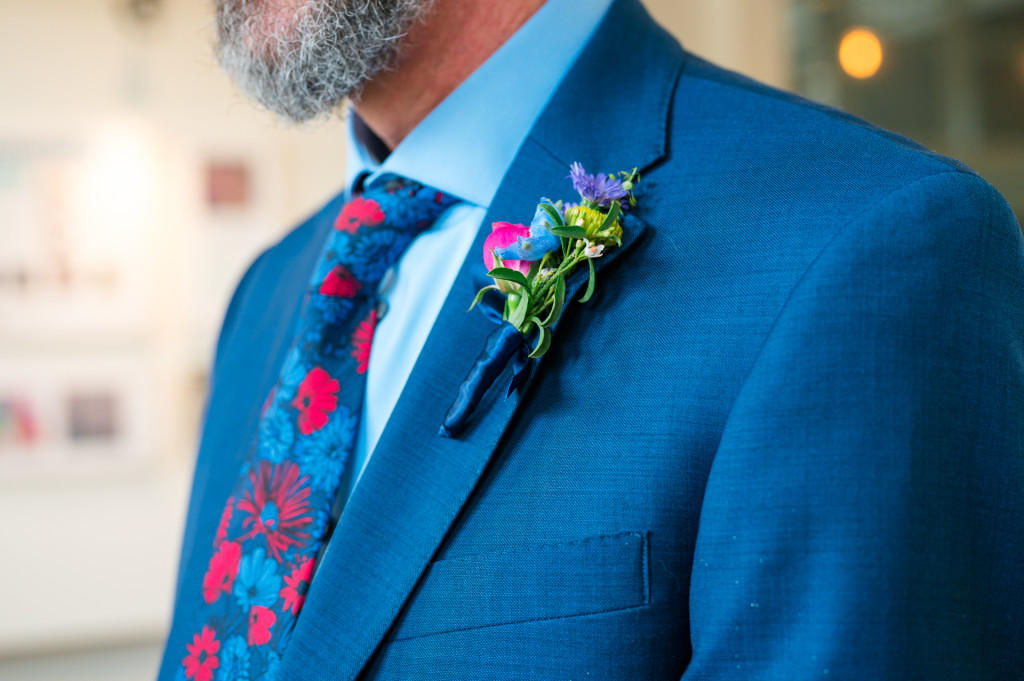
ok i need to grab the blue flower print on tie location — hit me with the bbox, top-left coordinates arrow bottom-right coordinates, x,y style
233,548 -> 281,610
217,636 -> 250,681
256,652 -> 281,681
297,317 -> 351,364
295,408 -> 357,494
278,348 -> 308,397
345,229 -> 403,284
257,408 -> 294,464
308,292 -> 357,328
381,183 -> 452,229
309,508 -> 331,542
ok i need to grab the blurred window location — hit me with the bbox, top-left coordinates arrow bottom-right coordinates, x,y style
792,0 -> 1024,222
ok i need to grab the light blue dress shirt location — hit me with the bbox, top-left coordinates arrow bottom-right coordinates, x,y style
345,0 -> 614,491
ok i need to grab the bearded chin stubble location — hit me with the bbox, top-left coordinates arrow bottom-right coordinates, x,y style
215,0 -> 431,124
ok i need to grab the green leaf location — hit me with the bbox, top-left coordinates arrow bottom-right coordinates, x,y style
529,324 -> 552,358
579,257 -> 597,303
509,290 -> 531,329
488,267 -> 531,291
541,275 -> 566,327
468,285 -> 498,312
597,201 -> 621,235
539,202 -> 565,230
550,226 -> 587,239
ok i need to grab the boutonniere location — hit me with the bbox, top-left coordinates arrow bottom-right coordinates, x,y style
439,163 -> 640,438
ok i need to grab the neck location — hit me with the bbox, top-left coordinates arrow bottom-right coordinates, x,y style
352,0 -> 547,151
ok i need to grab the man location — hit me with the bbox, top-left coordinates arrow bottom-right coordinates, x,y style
159,0 -> 1024,678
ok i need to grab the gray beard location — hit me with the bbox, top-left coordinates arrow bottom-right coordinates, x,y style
215,0 -> 431,123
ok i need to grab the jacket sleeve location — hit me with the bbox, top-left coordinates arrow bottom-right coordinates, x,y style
681,171 -> 1024,680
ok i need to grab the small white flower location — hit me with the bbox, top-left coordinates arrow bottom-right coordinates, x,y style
583,239 -> 605,259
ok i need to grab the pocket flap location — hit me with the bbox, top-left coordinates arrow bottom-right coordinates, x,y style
388,531 -> 649,641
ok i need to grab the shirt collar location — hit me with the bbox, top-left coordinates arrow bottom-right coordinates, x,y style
345,0 -> 615,208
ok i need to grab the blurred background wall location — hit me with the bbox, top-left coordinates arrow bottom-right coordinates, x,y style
0,0 -> 1019,678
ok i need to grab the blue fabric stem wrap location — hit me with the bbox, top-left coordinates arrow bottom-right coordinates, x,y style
439,322 -> 529,438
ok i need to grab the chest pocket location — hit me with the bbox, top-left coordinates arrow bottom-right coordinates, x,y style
387,531 -> 650,642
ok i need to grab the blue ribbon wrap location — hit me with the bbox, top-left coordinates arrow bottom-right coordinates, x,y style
439,321 -> 530,438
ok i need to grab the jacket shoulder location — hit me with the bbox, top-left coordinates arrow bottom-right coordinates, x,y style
673,53 -> 973,173
663,54 -> 989,212
647,52 -> 1017,258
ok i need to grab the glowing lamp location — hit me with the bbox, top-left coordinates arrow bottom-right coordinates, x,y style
839,28 -> 884,80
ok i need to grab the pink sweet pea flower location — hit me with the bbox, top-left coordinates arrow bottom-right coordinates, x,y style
247,605 -> 276,646
483,222 -> 531,276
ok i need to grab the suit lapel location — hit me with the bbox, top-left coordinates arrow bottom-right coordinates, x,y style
280,0 -> 685,677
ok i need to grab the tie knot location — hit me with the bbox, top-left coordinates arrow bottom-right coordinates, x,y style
325,175 -> 459,292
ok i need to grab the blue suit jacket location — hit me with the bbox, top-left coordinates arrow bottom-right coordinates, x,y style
159,0 -> 1024,678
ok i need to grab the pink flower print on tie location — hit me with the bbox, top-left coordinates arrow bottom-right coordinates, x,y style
247,606 -> 276,646
334,196 -> 384,232
202,540 -> 241,604
351,309 -> 378,374
237,462 -> 312,562
291,367 -> 339,435
213,496 -> 234,548
318,265 -> 362,298
280,557 -> 315,615
182,625 -> 220,681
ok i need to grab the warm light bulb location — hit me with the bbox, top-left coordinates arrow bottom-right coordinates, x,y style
839,28 -> 884,80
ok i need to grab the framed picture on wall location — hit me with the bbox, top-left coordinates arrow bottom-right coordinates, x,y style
0,391 -> 41,455
0,123 -> 158,345
0,351 -> 159,481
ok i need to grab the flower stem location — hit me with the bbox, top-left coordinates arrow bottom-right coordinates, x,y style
525,240 -> 585,322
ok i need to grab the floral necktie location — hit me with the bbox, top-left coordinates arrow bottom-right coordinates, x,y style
179,176 -> 459,681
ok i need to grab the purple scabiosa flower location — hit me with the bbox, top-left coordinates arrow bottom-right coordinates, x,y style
569,162 -> 629,208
